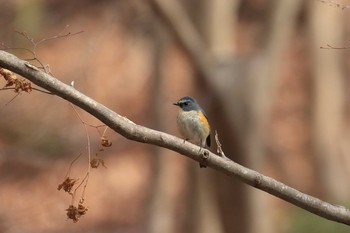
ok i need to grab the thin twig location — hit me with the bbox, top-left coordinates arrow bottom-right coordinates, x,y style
320,44 -> 350,49
64,152 -> 83,179
70,104 -> 92,173
2,26 -> 84,74
0,93 -> 20,112
71,172 -> 90,205
0,86 -> 53,94
214,130 -> 228,159
14,25 -> 84,54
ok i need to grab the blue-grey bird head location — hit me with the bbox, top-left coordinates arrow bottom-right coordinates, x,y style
173,96 -> 202,112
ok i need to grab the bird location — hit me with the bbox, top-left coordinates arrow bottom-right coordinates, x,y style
173,96 -> 211,167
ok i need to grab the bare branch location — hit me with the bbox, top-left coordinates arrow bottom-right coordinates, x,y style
14,25 -> 84,53
1,26 -> 84,74
0,50 -> 350,225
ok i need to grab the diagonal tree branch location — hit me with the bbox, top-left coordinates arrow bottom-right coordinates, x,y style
0,50 -> 350,225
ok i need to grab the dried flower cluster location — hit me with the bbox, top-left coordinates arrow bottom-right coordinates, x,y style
89,135 -> 112,168
101,135 -> 112,147
90,158 -> 106,168
58,178 -> 88,222
0,68 -> 32,93
66,203 -> 88,223
57,177 -> 78,195
58,134 -> 112,222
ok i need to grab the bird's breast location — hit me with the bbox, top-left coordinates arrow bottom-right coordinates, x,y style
177,110 -> 210,143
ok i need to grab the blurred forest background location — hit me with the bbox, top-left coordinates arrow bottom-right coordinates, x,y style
1,0 -> 350,233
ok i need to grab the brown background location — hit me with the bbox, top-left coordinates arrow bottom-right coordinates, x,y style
1,0 -> 350,233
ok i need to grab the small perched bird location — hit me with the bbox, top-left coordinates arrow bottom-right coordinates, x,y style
173,96 -> 211,167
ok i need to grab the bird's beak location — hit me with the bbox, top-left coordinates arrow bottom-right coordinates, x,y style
173,102 -> 179,106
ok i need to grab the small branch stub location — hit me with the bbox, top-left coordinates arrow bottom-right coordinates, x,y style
215,130 -> 229,159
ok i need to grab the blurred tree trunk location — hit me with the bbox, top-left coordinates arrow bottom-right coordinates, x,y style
203,0 -> 303,232
185,165 -> 225,233
192,1 -> 244,233
204,0 -> 238,56
309,2 -> 350,199
202,1 -> 249,233
245,1 -> 303,233
146,19 -> 177,233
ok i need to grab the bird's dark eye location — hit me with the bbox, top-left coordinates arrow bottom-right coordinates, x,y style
183,102 -> 188,106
